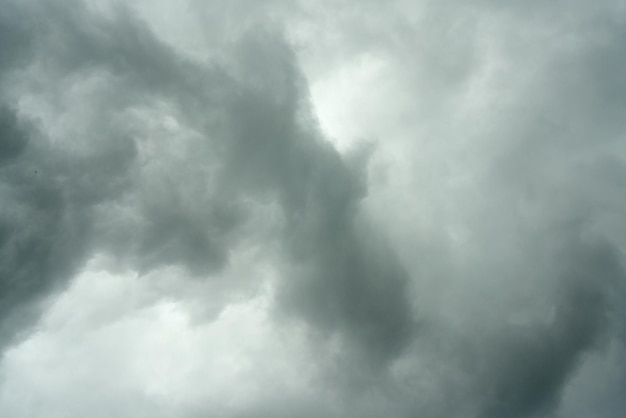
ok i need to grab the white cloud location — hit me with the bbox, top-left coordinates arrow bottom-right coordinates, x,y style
0,256 -> 319,418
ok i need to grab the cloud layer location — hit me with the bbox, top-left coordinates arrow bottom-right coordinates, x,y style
1,0 -> 626,417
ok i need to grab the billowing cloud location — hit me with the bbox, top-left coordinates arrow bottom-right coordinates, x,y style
1,0 -> 625,417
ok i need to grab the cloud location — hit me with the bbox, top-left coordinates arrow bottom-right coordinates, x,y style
0,0 -> 416,367
1,0 -> 626,417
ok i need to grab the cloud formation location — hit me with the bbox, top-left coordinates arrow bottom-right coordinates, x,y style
1,0 -> 625,417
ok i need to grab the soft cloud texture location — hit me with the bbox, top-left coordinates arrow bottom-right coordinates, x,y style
1,0 -> 625,417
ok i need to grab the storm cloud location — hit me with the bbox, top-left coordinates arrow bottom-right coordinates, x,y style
1,0 -> 625,417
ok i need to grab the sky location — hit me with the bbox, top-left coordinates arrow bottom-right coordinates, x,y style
1,0 -> 626,417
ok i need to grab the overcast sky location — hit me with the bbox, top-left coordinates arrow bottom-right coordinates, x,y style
1,0 -> 626,417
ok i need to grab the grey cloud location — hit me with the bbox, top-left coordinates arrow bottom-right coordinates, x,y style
1,0 -> 626,417
222,36 -> 417,359
0,0 -> 201,347
0,0 -> 416,367
476,239 -> 623,418
0,107 -> 28,164
387,235 -> 625,418
309,0 -> 626,415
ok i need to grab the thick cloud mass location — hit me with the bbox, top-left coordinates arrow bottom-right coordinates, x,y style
1,0 -> 626,417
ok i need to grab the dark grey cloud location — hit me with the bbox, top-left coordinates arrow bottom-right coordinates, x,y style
1,0 -> 626,417
476,238 -> 622,418
0,0 -> 416,363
